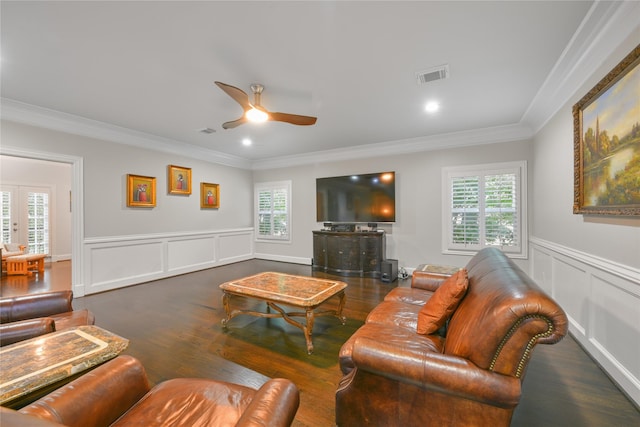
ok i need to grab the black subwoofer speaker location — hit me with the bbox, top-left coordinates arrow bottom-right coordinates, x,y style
381,259 -> 398,283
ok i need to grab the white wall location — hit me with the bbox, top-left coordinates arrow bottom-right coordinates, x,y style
0,121 -> 255,294
0,156 -> 72,261
530,32 -> 640,405
253,138 -> 533,272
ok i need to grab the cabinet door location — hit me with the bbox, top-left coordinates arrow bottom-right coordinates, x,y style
313,233 -> 327,268
361,235 -> 382,273
327,235 -> 361,273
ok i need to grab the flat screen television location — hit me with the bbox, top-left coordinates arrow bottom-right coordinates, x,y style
316,171 -> 396,223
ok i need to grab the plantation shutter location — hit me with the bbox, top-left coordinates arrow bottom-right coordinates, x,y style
255,181 -> 291,241
0,192 -> 10,244
444,162 -> 526,257
28,192 -> 50,254
451,176 -> 480,247
258,189 -> 273,236
484,173 -> 518,248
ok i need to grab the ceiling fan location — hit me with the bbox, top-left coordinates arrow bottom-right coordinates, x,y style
214,81 -> 317,129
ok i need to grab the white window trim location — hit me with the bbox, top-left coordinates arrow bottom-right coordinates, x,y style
254,180 -> 292,243
441,161 -> 528,259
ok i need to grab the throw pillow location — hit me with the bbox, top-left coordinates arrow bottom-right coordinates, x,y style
5,243 -> 21,252
416,268 -> 468,335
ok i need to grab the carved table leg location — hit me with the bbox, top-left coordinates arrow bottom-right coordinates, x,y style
305,308 -> 315,355
336,291 -> 347,325
221,292 -> 231,328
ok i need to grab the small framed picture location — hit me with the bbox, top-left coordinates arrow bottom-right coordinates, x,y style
127,174 -> 156,207
200,182 -> 220,209
168,165 -> 192,195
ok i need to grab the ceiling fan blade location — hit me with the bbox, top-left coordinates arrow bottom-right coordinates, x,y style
215,81 -> 251,111
270,112 -> 317,126
221,117 -> 248,129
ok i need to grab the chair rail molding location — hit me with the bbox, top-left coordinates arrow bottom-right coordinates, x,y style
83,228 -> 254,295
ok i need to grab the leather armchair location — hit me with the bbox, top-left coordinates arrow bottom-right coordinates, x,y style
1,354 -> 300,427
0,291 -> 95,346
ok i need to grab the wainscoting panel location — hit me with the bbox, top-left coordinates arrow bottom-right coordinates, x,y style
218,231 -> 255,263
82,228 -> 254,296
530,237 -> 640,406
552,256 -> 589,335
167,236 -> 217,273
591,273 -> 640,382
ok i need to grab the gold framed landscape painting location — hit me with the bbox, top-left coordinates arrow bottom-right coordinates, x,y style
573,44 -> 640,216
201,182 -> 220,209
127,174 -> 156,207
168,165 -> 192,195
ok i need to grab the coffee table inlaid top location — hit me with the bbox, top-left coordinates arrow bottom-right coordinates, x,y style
219,272 -> 347,307
0,325 -> 129,405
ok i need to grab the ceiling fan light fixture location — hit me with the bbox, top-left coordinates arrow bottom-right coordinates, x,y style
245,107 -> 269,123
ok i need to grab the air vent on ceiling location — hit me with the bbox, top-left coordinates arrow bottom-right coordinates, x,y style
198,127 -> 216,134
416,64 -> 449,85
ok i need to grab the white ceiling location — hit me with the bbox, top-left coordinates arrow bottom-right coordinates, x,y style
0,1 -> 624,169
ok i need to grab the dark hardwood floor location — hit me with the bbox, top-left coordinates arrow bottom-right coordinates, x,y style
2,260 -> 639,426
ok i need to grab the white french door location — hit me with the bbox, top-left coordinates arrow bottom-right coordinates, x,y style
0,185 -> 50,255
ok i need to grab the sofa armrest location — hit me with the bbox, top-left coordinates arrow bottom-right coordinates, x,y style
0,318 -> 56,346
1,291 -> 74,322
236,378 -> 300,427
351,337 -> 521,408
411,274 -> 445,291
20,355 -> 151,427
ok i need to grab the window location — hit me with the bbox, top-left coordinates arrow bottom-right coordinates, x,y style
0,191 -> 11,244
255,181 -> 291,242
442,161 -> 527,258
28,191 -> 50,254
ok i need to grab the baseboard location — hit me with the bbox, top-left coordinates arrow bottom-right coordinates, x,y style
254,253 -> 311,265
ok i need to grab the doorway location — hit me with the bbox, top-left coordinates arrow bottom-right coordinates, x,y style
0,151 -> 83,295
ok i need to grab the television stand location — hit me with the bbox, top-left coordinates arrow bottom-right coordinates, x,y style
312,230 -> 385,277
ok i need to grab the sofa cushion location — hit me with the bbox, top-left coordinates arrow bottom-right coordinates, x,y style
112,378 -> 257,426
339,322 -> 444,374
4,243 -> 22,252
417,269 -> 468,335
366,301 -> 421,330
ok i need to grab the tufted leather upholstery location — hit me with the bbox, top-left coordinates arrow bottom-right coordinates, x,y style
336,248 -> 568,426
1,354 -> 300,427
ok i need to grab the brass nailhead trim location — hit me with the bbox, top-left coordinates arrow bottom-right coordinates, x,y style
490,314 -> 554,378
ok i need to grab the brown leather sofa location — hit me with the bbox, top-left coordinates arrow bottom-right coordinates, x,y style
1,354 -> 300,427
0,290 -> 95,346
336,248 -> 568,426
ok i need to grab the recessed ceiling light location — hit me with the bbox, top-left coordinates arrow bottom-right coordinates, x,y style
425,101 -> 440,113
242,138 -> 252,146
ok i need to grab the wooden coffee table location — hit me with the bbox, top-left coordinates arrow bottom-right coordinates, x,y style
220,272 -> 347,354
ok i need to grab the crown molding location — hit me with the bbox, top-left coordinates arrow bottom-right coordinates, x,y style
251,123 -> 533,170
2,2 -> 634,171
522,0 -> 640,133
0,98 -> 252,170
